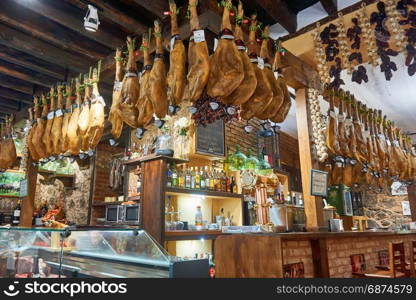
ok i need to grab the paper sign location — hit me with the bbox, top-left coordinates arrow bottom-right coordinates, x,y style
47,111 -> 55,120
257,57 -> 265,69
19,179 -> 28,198
193,30 -> 205,43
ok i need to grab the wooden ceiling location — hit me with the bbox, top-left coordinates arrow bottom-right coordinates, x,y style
0,0 -> 336,121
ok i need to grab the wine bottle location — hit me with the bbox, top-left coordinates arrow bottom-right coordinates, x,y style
12,200 -> 21,226
195,167 -> 200,189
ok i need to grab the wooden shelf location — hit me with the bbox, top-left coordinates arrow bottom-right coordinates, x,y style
122,155 -> 189,167
38,170 -> 75,188
92,199 -> 140,207
165,230 -> 223,241
165,187 -> 243,200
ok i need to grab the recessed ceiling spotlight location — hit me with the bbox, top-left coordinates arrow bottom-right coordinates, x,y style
84,5 -> 100,32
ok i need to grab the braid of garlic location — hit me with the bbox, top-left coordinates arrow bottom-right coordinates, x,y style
312,23 -> 331,85
336,12 -> 354,75
357,3 -> 379,67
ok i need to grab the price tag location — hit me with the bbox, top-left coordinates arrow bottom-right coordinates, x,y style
386,139 -> 391,146
114,80 -> 122,91
213,38 -> 219,51
257,57 -> 264,69
55,109 -> 63,117
337,114 -> 345,122
329,110 -> 336,118
344,118 -> 353,126
47,111 -> 55,120
170,36 -> 176,51
193,30 -> 205,43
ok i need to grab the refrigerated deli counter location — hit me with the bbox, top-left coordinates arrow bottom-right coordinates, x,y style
0,227 -> 209,278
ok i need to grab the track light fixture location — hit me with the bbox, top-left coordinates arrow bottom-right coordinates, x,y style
84,5 -> 100,32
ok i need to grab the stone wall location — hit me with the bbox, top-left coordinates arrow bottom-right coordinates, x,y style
363,191 -> 411,229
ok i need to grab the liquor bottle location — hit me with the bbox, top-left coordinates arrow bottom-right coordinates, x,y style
178,166 -> 184,188
204,166 -> 210,189
230,176 -> 236,193
195,206 -> 203,226
226,174 -> 231,192
195,167 -> 200,189
220,171 -> 227,192
190,167 -> 195,189
185,165 -> 191,189
214,170 -> 220,191
209,168 -> 215,190
171,163 -> 178,187
166,164 -> 173,187
200,168 -> 206,190
12,200 -> 21,226
31,256 -> 40,278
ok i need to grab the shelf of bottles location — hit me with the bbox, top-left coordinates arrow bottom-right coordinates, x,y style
166,163 -> 241,198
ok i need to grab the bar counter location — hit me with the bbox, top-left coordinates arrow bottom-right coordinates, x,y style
214,230 -> 416,278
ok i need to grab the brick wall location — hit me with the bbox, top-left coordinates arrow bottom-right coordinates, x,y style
326,235 -> 416,277
92,143 -> 123,202
282,240 -> 314,278
224,118 -> 300,170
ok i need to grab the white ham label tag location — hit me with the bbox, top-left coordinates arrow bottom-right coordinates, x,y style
257,57 -> 265,69
345,118 -> 353,126
92,96 -> 106,107
337,114 -> 345,122
386,140 -> 391,146
193,30 -> 205,43
114,80 -> 122,91
55,109 -> 63,117
214,38 -> 219,51
47,111 -> 55,120
170,36 -> 176,51
329,110 -> 336,118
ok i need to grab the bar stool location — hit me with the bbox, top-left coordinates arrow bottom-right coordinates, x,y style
364,242 -> 407,278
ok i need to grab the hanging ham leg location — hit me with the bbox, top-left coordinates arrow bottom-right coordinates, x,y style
270,46 -> 291,123
119,37 -> 140,128
61,82 -> 73,154
42,87 -> 56,158
148,20 -> 168,119
0,124 -> 5,169
3,116 -> 17,169
256,26 -> 284,120
241,15 -> 273,120
221,1 -> 257,106
28,98 -> 40,161
51,84 -> 64,155
86,66 -> 106,150
32,95 -> 48,159
207,0 -> 244,98
109,49 -> 124,139
186,0 -> 210,102
79,73 -> 92,152
67,77 -> 82,156
137,32 -> 154,128
167,0 -> 186,108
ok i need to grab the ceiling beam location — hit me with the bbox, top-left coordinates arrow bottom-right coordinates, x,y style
254,0 -> 297,33
129,0 -> 169,19
15,0 -> 124,50
68,0 -> 148,34
0,23 -> 93,73
0,74 -> 33,95
0,86 -> 33,105
0,45 -> 67,81
320,0 -> 338,15
0,59 -> 57,88
0,97 -> 20,110
0,106 -> 21,115
0,0 -> 111,61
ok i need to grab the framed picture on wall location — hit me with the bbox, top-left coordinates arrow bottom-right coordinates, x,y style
310,169 -> 328,197
0,171 -> 26,197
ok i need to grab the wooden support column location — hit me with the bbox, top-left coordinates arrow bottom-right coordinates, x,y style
408,183 -> 416,222
141,158 -> 167,245
295,88 -> 324,231
20,157 -> 38,227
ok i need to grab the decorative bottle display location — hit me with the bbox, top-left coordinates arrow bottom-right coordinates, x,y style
166,164 -> 239,193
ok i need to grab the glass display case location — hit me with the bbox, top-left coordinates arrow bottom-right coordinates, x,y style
0,227 -> 209,278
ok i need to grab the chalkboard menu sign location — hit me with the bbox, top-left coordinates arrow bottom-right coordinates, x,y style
310,169 -> 328,197
195,119 -> 225,157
